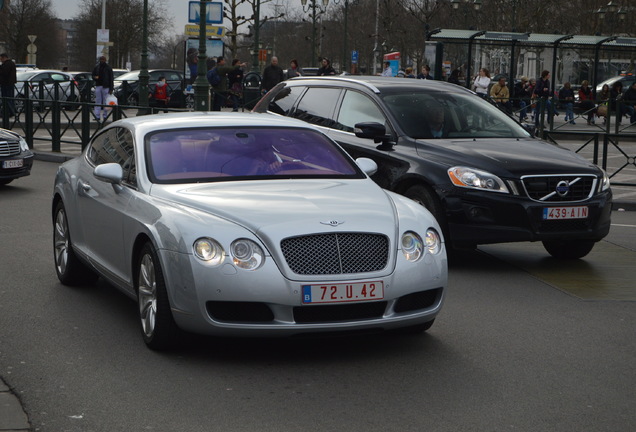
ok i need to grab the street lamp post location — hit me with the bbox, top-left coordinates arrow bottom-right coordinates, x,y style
596,1 -> 627,35
450,0 -> 482,29
300,0 -> 330,67
251,0 -> 261,73
333,0 -> 357,74
137,0 -> 149,115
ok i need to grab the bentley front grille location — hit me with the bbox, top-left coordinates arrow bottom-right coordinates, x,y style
280,233 -> 389,275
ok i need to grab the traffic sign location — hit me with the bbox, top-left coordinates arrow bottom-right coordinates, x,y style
351,50 -> 358,64
184,25 -> 226,37
188,1 -> 223,24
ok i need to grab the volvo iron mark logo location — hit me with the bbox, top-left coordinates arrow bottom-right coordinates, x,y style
555,180 -> 570,197
320,220 -> 345,227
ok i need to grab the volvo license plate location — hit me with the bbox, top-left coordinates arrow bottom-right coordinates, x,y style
302,281 -> 384,304
543,206 -> 588,220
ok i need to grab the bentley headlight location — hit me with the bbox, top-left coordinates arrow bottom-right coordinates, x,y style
230,239 -> 264,270
448,166 -> 509,193
193,238 -> 224,266
425,229 -> 442,255
401,231 -> 423,262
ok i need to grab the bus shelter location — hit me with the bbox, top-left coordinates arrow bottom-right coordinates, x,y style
426,29 -> 636,96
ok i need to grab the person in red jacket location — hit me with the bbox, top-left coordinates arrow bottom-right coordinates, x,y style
150,76 -> 170,113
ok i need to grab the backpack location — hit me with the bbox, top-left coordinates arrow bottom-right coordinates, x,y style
207,67 -> 221,86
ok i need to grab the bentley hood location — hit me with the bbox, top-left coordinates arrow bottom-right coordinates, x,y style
151,179 -> 398,238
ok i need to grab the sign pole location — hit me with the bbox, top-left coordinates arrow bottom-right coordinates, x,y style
194,0 -> 210,111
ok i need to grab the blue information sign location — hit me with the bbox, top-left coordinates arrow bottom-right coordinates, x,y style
188,1 -> 223,24
351,50 -> 359,64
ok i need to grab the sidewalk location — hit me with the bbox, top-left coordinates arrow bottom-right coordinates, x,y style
0,378 -> 30,431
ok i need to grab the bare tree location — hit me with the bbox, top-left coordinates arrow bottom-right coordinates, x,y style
2,0 -> 59,67
70,0 -> 171,71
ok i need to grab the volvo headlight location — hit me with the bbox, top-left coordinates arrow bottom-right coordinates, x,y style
600,170 -> 610,192
230,239 -> 265,270
448,166 -> 509,193
193,238 -> 224,266
425,229 -> 442,255
401,231 -> 423,262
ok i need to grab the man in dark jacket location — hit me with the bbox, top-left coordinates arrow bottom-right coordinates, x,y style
261,57 -> 284,94
623,82 -> 636,124
0,53 -> 17,117
92,56 -> 114,121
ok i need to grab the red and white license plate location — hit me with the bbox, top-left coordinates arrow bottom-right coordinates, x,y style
2,159 -> 23,169
543,206 -> 588,220
302,281 -> 384,304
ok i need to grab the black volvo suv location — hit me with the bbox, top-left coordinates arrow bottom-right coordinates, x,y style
254,76 -> 612,259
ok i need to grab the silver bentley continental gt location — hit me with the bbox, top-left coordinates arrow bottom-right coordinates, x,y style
52,112 -> 447,349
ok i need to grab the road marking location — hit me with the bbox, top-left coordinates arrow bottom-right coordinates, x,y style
479,240 -> 636,301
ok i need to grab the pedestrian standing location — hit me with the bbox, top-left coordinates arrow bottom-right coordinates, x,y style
227,59 -> 244,112
0,53 -> 17,117
285,59 -> 303,79
92,55 -> 114,121
317,58 -> 336,76
149,76 -> 170,113
532,70 -> 554,126
473,68 -> 491,99
559,82 -> 576,124
578,80 -> 596,125
262,56 -> 285,94
381,61 -> 393,77
417,65 -> 432,79
209,56 -> 246,111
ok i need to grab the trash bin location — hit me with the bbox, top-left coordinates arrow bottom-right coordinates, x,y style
242,72 -> 262,110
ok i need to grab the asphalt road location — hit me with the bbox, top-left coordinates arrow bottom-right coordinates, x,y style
1,160 -> 635,432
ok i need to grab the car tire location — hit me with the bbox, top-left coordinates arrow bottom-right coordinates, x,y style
404,184 -> 448,235
0,179 -> 13,186
136,242 -> 180,350
542,239 -> 595,259
53,201 -> 98,285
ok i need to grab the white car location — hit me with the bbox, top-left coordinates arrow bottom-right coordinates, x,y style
15,70 -> 78,111
52,112 -> 447,349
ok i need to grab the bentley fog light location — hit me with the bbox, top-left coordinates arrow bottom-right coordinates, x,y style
230,239 -> 264,270
401,231 -> 423,261
193,238 -> 224,266
448,166 -> 509,193
425,229 -> 442,255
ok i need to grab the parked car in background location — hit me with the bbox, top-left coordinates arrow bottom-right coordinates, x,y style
0,128 -> 33,186
15,70 -> 78,111
254,76 -> 613,259
595,73 -> 636,94
52,112 -> 447,349
113,69 -> 187,108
